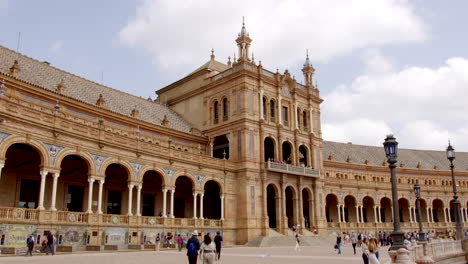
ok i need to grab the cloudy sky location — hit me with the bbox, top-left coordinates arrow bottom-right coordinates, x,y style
1,0 -> 467,151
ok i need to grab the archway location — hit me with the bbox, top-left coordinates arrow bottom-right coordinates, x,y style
213,135 -> 229,160
325,194 -> 339,222
2,144 -> 42,208
344,195 -> 357,222
298,145 -> 308,167
398,198 -> 410,222
59,155 -> 89,212
362,196 -> 375,223
264,137 -> 275,162
141,170 -> 163,216
432,199 -> 444,222
380,197 -> 392,222
282,142 -> 292,164
174,176 -> 194,218
267,184 -> 278,228
203,181 -> 221,219
104,164 -> 129,215
302,189 -> 311,229
285,186 -> 295,227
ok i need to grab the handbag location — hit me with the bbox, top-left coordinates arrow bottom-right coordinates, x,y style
334,244 -> 338,249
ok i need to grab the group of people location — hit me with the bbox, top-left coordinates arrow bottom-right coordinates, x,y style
25,231 -> 56,256
185,230 -> 223,264
335,232 -> 382,264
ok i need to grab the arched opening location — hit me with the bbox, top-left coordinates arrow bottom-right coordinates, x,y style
344,195 -> 357,222
174,176 -> 194,218
141,170 -> 163,216
270,100 -> 275,122
302,111 -> 307,131
104,164 -> 129,215
59,155 -> 89,212
264,137 -> 275,162
213,101 -> 219,124
267,184 -> 277,228
298,145 -> 308,167
262,97 -> 267,119
2,144 -> 42,208
432,199 -> 444,222
362,196 -> 375,223
282,141 -> 292,164
380,197 -> 392,222
203,181 -> 221,219
302,189 -> 311,229
213,135 -> 229,160
285,186 -> 295,227
222,98 -> 229,121
325,194 -> 339,222
398,198 -> 410,222
419,199 -> 428,223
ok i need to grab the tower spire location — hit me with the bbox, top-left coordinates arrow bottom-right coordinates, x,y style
302,49 -> 315,87
236,17 -> 252,61
210,48 -> 215,61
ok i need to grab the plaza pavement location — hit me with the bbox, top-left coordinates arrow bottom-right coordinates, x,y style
0,244 -> 391,264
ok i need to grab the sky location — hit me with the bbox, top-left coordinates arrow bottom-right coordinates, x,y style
1,0 -> 467,152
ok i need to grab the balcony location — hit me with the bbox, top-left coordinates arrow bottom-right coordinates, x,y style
264,161 -> 319,178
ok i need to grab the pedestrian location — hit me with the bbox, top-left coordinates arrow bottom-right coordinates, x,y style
368,238 -> 381,264
345,232 -> 350,246
177,234 -> 183,252
166,232 -> 172,248
155,233 -> 161,251
214,231 -> 223,260
294,233 -> 301,252
351,232 -> 357,255
361,237 -> 370,264
186,230 -> 201,264
26,234 -> 34,256
357,232 -> 362,246
335,233 -> 342,254
200,234 -> 216,264
46,232 -> 55,255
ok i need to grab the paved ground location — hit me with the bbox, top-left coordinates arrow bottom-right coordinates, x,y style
0,244 -> 391,264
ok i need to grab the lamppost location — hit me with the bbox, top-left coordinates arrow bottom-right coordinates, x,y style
383,134 -> 405,251
446,142 -> 463,240
413,183 -> 426,242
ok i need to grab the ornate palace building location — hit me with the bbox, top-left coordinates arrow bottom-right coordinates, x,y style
0,22 -> 466,251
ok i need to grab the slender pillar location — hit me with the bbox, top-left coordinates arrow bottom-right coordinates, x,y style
170,189 -> 175,218
97,179 -> 105,214
430,208 -> 434,223
341,204 -> 346,223
259,90 -> 264,119
50,172 -> 59,211
220,195 -> 225,220
447,207 -> 452,222
337,204 -> 342,223
443,208 -> 447,223
210,143 -> 214,157
162,189 -> 167,217
373,206 -> 378,223
426,208 -> 430,223
277,96 -> 282,124
355,205 -> 360,223
127,184 -> 134,216
0,163 -> 4,181
136,185 -> 142,216
409,207 -> 413,223
199,193 -> 204,219
294,103 -> 299,129
309,108 -> 314,133
360,206 -> 364,223
378,206 -> 382,223
86,178 -> 95,213
193,193 -> 198,219
391,206 -> 394,222
37,171 -> 48,210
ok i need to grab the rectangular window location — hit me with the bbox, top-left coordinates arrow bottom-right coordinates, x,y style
282,106 -> 288,121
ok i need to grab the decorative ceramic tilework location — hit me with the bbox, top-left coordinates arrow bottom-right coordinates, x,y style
0,132 -> 10,143
130,162 -> 144,180
43,143 -> 64,166
91,153 -> 108,173
163,168 -> 176,184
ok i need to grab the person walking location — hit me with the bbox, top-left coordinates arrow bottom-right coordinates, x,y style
214,231 -> 223,260
46,232 -> 55,255
155,233 -> 161,251
177,234 -> 184,252
335,234 -> 342,254
186,230 -> 201,264
361,237 -> 370,264
368,238 -> 381,264
294,233 -> 301,252
26,234 -> 34,256
199,234 -> 216,264
351,232 -> 357,255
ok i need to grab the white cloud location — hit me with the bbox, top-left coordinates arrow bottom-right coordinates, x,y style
51,40 -> 64,53
322,54 -> 468,151
118,0 -> 427,82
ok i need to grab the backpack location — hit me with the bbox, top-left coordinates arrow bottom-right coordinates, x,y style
27,237 -> 33,244
358,234 -> 362,240
187,241 -> 197,256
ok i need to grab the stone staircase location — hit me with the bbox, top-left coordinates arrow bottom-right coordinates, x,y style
245,229 -> 336,247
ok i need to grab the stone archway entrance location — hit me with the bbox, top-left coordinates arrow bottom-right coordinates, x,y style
285,186 -> 295,228
325,194 -> 339,223
104,164 -> 129,215
267,184 -> 278,228
174,176 -> 194,218
203,180 -> 221,219
59,155 -> 89,212
141,170 -> 163,216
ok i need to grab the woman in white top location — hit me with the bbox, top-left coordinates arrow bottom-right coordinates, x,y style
200,234 -> 217,264
361,237 -> 370,264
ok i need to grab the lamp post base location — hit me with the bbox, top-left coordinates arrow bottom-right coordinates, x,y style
418,232 -> 426,242
455,225 -> 463,240
390,230 -> 406,251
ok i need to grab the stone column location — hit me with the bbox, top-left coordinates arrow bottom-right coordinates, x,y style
127,184 -> 134,216
199,193 -> 204,219
220,195 -> 225,220
378,206 -> 382,223
426,208 -> 430,223
136,185 -> 142,216
360,206 -> 364,223
37,171 -> 48,210
0,162 -> 4,181
193,193 -> 198,219
97,179 -> 105,214
294,102 -> 299,129
355,205 -> 360,223
409,207 -> 413,223
210,143 -> 214,157
277,96 -> 282,124
391,206 -> 394,222
309,108 -> 314,133
86,178 -> 95,213
259,90 -> 264,119
341,205 -> 346,223
337,204 -> 342,223
170,189 -> 175,218
162,189 -> 167,217
443,208 -> 447,223
50,172 -> 59,211
373,206 -> 378,223
430,208 -> 434,223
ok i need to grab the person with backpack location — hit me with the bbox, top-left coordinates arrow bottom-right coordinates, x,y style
26,234 -> 34,256
155,233 -> 161,251
46,232 -> 55,256
186,230 -> 201,264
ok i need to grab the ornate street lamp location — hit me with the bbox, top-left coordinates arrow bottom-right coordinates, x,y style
446,142 -> 463,240
383,134 -> 405,251
413,183 -> 426,242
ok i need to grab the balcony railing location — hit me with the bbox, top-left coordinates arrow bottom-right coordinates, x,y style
264,161 -> 319,178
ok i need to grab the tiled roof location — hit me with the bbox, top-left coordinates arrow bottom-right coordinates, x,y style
188,59 -> 230,76
323,141 -> 468,172
0,46 -> 203,137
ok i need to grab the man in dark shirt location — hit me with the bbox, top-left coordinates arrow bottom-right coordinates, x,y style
46,232 -> 55,255
214,231 -> 223,260
186,230 -> 201,264
336,234 -> 342,254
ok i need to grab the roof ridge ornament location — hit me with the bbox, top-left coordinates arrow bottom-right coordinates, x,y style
210,48 -> 215,61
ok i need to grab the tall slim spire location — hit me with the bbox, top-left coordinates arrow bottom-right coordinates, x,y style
236,17 -> 252,61
302,49 -> 315,87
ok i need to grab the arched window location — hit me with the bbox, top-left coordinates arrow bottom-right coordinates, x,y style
302,111 -> 307,131
214,101 -> 219,124
270,100 -> 275,122
222,98 -> 229,121
262,97 -> 267,119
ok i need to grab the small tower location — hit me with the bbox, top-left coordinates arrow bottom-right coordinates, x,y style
302,50 -> 315,87
96,94 -> 105,107
56,79 -> 66,94
131,105 -> 139,118
236,17 -> 252,62
9,60 -> 21,77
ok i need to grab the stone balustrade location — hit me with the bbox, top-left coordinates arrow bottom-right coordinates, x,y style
264,161 -> 319,178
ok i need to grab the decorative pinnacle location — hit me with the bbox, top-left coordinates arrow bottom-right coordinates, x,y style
210,48 -> 215,60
